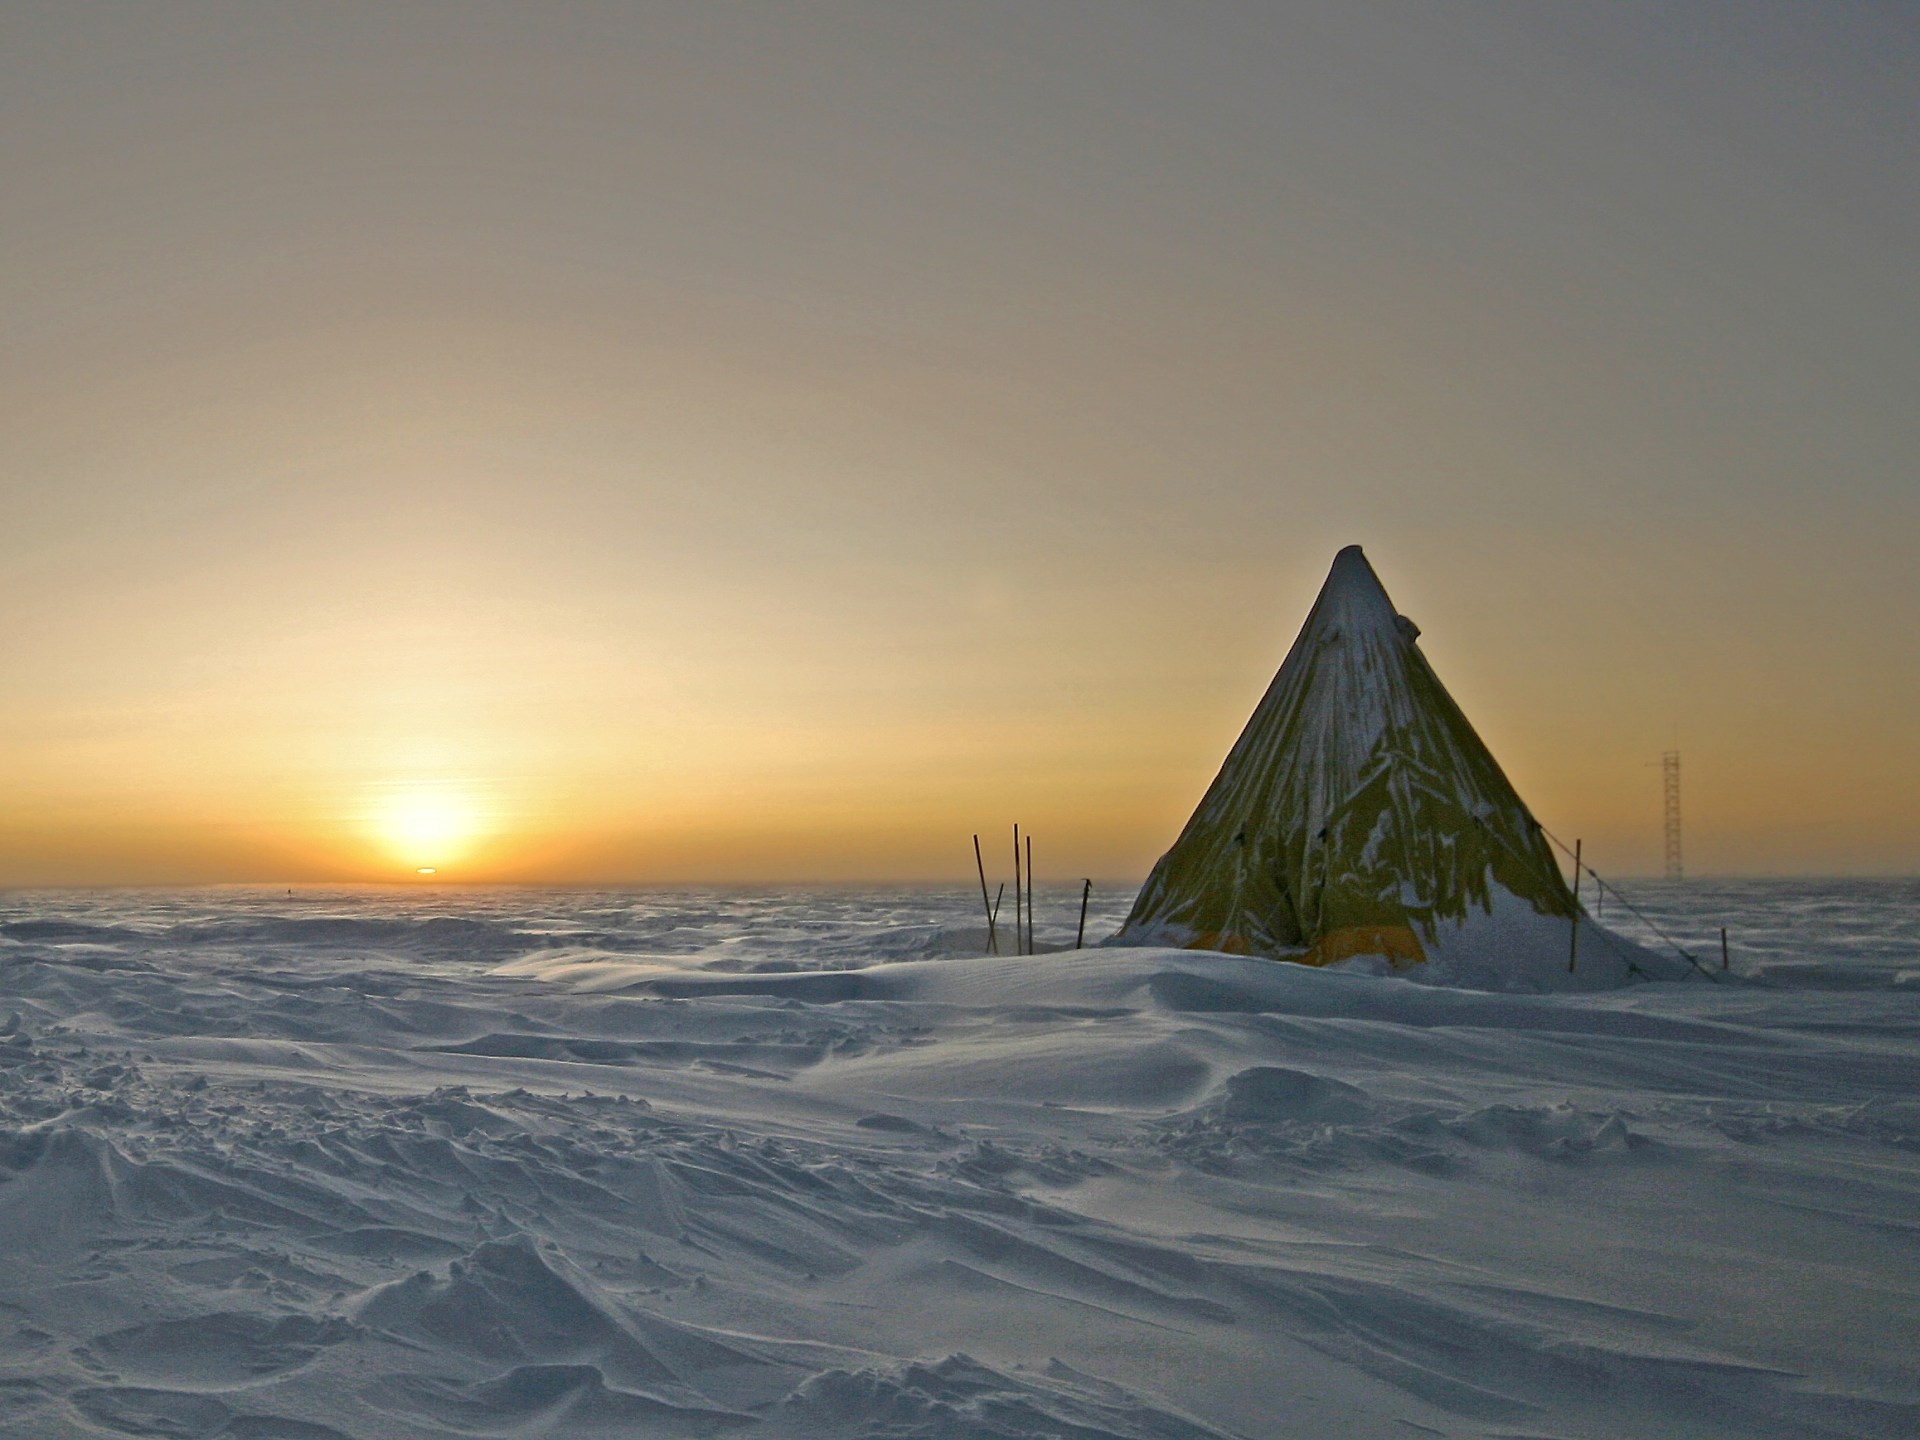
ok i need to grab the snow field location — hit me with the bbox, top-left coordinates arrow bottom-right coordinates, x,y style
0,882 -> 1915,1438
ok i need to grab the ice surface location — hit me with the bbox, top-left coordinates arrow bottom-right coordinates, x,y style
1,880 -> 1916,1438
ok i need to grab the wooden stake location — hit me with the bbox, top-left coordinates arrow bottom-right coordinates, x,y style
1026,834 -> 1034,954
1568,838 -> 1582,973
1076,879 -> 1092,949
1720,926 -> 1730,972
973,834 -> 997,955
1012,824 -> 1023,958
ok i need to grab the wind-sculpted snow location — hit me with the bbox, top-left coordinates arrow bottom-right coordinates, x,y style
0,881 -> 1916,1438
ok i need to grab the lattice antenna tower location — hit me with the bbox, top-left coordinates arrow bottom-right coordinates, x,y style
1661,750 -> 1682,881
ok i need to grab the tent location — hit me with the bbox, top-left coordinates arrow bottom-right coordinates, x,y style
1114,546 -> 1672,988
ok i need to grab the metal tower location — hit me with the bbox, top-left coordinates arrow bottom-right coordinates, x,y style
1661,751 -> 1682,880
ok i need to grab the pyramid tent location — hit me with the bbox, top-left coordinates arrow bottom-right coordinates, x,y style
1115,546 -> 1670,988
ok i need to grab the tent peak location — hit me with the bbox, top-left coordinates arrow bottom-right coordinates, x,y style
1313,545 -> 1404,640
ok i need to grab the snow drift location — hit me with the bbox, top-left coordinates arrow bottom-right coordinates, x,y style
0,881 -> 1915,1438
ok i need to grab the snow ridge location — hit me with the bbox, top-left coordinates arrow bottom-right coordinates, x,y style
1,884 -> 1916,1438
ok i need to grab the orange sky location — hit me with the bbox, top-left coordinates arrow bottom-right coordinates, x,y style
3,6 -> 1916,885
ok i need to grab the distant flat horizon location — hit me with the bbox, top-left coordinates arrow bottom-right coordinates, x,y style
5,872 -> 1916,894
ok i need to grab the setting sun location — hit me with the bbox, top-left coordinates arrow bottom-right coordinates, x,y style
370,788 -> 483,871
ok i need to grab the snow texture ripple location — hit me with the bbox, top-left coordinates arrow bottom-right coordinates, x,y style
0,880 -> 1915,1438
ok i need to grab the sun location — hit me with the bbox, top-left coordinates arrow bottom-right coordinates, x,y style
371,788 -> 483,872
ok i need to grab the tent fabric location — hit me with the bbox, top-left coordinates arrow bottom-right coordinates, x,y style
1115,546 -> 1577,967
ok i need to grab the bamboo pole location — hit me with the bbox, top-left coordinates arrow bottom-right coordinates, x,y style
1076,879 -> 1091,949
973,834 -> 997,955
1568,838 -> 1582,973
1720,926 -> 1729,972
1025,834 -> 1034,955
1012,824 -> 1023,958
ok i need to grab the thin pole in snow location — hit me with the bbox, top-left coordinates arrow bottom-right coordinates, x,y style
1568,838 -> 1582,974
1025,833 -> 1034,954
1720,926 -> 1730,972
1536,823 -> 1718,983
1076,879 -> 1091,949
973,834 -> 997,955
1012,824 -> 1023,958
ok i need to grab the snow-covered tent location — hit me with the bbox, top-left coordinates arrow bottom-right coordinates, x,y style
1115,546 -> 1674,989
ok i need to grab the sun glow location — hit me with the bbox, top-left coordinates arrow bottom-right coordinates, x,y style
370,788 -> 484,872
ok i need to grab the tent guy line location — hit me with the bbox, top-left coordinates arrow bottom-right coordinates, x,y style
1537,823 -> 1724,983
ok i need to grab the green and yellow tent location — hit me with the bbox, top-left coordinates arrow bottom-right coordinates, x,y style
1116,547 -> 1661,988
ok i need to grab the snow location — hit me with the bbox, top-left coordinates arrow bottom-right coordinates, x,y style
1398,879 -> 1688,992
1,879 -> 1916,1438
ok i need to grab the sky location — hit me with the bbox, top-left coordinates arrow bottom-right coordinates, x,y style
2,1 -> 1916,886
